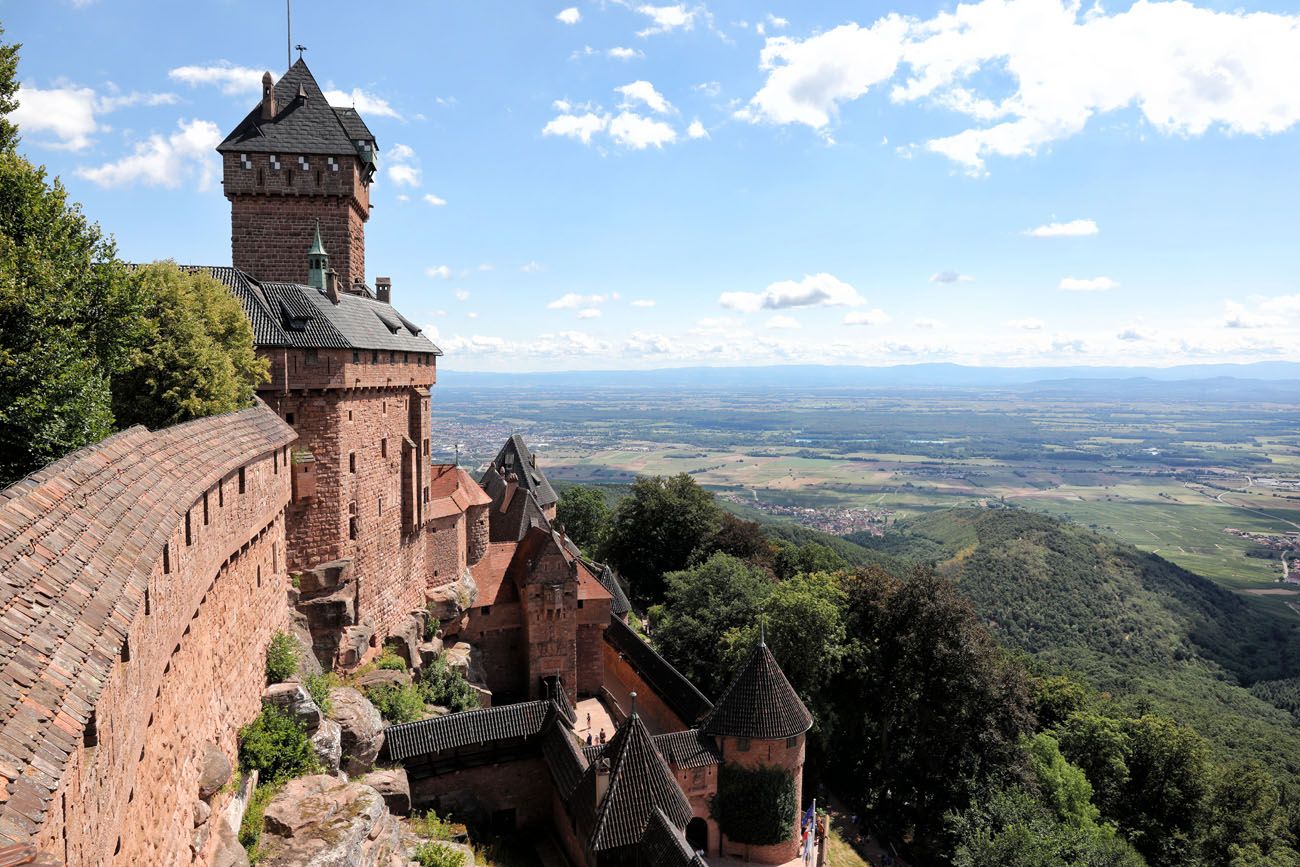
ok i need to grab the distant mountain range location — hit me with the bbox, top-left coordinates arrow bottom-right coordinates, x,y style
439,361 -> 1300,393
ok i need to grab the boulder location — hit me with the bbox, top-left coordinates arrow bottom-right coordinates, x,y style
442,642 -> 486,686
310,719 -> 343,776
211,819 -> 251,867
425,571 -> 477,622
193,799 -> 211,828
383,612 -> 425,671
359,768 -> 411,816
417,638 -> 444,669
338,622 -> 375,670
357,669 -> 409,691
263,683 -> 323,732
257,775 -> 404,867
327,687 -> 384,775
198,743 -> 232,799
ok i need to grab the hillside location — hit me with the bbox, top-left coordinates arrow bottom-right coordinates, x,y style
873,508 -> 1300,777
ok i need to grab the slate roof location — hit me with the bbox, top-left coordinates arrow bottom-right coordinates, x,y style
194,266 -> 442,354
383,700 -> 553,762
604,617 -> 713,727
701,638 -> 812,740
218,59 -> 373,156
591,562 -> 631,616
542,722 -> 587,800
0,404 -> 294,846
482,468 -> 552,544
492,435 -> 557,508
638,809 -> 709,867
589,711 -> 693,852
584,728 -> 721,770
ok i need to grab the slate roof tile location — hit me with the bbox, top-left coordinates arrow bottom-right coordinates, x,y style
701,638 -> 812,740
589,712 -> 693,851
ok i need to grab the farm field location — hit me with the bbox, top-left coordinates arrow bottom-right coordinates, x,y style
431,382 -> 1300,613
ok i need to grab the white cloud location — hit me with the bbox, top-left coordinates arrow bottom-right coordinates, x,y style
843,309 -> 891,326
609,112 -> 678,148
721,272 -> 865,312
913,318 -> 942,329
557,6 -> 582,24
423,193 -> 447,206
396,194 -> 410,202
426,266 -> 452,280
13,83 -> 177,150
76,119 -> 221,190
624,331 -> 677,354
386,143 -> 421,187
739,1 -> 1300,172
1059,276 -> 1119,292
467,312 -> 479,319
522,261 -> 545,273
168,62 -> 263,96
636,4 -> 697,37
323,88 -> 401,120
1025,219 -> 1099,238
766,314 -> 801,329
687,119 -> 709,139
766,13 -> 788,29
1117,325 -> 1156,341
1224,301 -> 1282,329
631,299 -> 657,307
549,293 -> 608,309
930,271 -> 973,284
543,112 -> 608,144
577,308 -> 602,319
1259,294 -> 1300,316
616,80 -> 673,114
608,47 -> 645,60
455,289 -> 471,301
1005,318 -> 1045,330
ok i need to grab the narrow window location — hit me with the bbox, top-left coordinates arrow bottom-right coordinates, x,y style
256,565 -> 262,588
378,498 -> 383,517
786,735 -> 799,748
185,511 -> 192,546
349,452 -> 356,473
256,167 -> 264,185
84,710 -> 98,748
286,168 -> 294,186
202,493 -> 209,525
274,449 -> 279,474
372,349 -> 379,363
144,585 -> 151,616
286,412 -> 295,426
353,350 -> 360,364
316,169 -> 323,186
349,516 -> 358,540
120,636 -> 131,663
218,478 -> 224,507
404,352 -> 409,364
382,400 -> 387,415
381,438 -> 388,458
348,410 -> 354,421
162,544 -> 170,574
390,351 -> 397,364
239,467 -> 246,493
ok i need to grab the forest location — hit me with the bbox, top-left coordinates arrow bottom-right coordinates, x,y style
560,476 -> 1300,866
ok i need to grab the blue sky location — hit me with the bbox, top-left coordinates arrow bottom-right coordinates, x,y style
5,0 -> 1300,371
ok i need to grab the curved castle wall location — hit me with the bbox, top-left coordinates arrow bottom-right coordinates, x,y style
0,406 -> 295,865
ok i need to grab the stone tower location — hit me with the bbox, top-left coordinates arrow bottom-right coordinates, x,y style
702,630 -> 814,863
217,59 -> 376,287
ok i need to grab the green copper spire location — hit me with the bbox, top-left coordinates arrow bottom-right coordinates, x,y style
306,221 -> 329,290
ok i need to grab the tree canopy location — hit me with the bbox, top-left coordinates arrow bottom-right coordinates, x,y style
603,473 -> 722,602
555,485 -> 609,554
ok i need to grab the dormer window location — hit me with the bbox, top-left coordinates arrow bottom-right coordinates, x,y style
239,153 -> 252,170
327,156 -> 339,173
270,155 -> 282,171
298,156 -> 311,171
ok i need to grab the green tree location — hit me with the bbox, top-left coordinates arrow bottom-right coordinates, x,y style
111,262 -> 267,430
0,26 -> 18,153
555,485 -> 609,554
604,473 -> 722,602
773,541 -> 849,581
1116,714 -> 1210,867
1203,762 -> 1299,865
1027,732 -> 1100,829
833,566 -> 1034,857
697,512 -> 776,574
1057,711 -> 1132,821
0,153 -> 146,485
649,553 -> 771,698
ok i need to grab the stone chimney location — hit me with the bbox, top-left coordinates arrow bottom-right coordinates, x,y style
376,277 -> 392,304
260,72 -> 276,120
324,268 -> 340,305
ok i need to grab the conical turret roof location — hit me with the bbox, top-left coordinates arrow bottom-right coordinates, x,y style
589,703 -> 693,851
702,634 -> 813,740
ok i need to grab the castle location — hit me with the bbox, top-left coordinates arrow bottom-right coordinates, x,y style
0,61 -> 815,866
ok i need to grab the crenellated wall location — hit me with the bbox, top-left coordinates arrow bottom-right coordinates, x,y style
0,405 -> 295,865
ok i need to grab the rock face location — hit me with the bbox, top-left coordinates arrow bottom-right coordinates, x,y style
257,775 -> 404,867
359,767 -> 411,816
383,611 -> 427,671
326,687 -> 384,775
426,571 -> 477,623
263,683 -> 323,731
443,641 -> 487,686
356,668 -> 409,691
198,743 -> 232,799
310,719 -> 343,776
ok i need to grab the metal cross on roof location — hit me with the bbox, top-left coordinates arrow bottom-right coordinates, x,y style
295,43 -> 308,60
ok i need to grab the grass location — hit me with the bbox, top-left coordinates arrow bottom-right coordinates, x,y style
825,823 -> 874,867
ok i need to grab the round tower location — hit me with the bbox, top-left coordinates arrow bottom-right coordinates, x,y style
702,628 -> 813,864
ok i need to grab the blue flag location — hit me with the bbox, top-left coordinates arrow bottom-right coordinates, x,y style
801,803 -> 816,831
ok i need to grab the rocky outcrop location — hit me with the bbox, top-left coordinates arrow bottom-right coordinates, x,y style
263,683 -> 323,731
256,775 -> 404,867
417,638 -> 444,669
198,743 -> 232,799
293,558 -> 369,670
356,669 -> 409,691
326,687 -> 384,775
382,611 -> 428,671
426,570 -> 476,623
310,720 -> 342,776
359,768 -> 411,816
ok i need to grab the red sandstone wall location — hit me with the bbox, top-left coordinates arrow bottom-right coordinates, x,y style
34,448 -> 291,866
409,758 -> 552,830
575,602 -> 610,698
718,733 -> 806,864
430,513 -> 466,584
461,603 -> 527,701
522,549 -> 579,703
600,641 -> 687,737
467,506 -> 488,566
223,152 -> 370,286
673,764 -> 720,859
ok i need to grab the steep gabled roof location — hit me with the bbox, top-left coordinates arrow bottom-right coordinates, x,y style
701,637 -> 812,740
590,711 -> 693,851
492,435 -> 557,508
638,808 -> 709,867
604,617 -> 713,727
218,59 -> 371,155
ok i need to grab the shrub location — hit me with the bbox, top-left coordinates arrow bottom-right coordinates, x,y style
418,656 -> 480,713
303,672 -> 338,715
265,631 -> 299,684
376,650 -> 407,671
238,707 -> 318,782
712,763 -> 797,846
366,683 -> 425,723
413,810 -> 459,842
239,781 -> 281,860
412,842 -> 466,867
